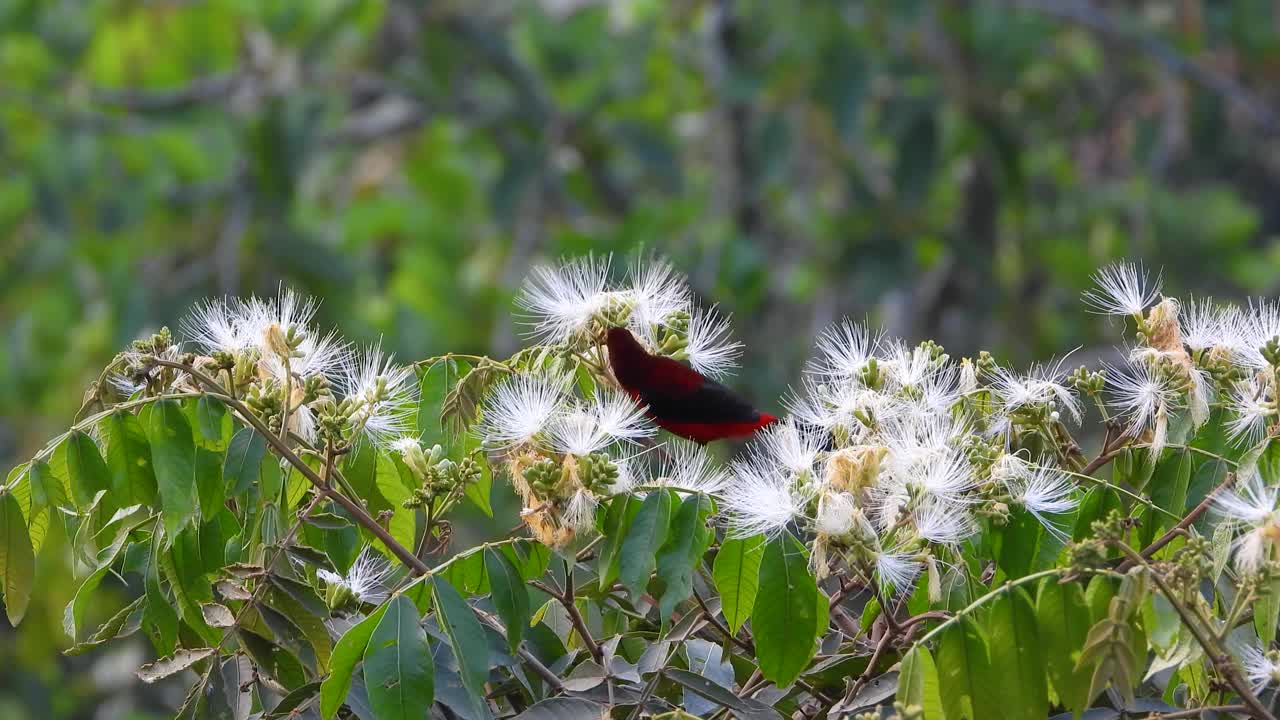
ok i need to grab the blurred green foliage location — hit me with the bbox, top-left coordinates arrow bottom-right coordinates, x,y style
4,0 -> 1280,716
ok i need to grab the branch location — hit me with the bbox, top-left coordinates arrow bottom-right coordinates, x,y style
1117,472 -> 1235,572
146,359 -> 566,692
1114,544 -> 1275,720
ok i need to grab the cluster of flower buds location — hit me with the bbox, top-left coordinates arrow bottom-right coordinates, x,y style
392,440 -> 483,510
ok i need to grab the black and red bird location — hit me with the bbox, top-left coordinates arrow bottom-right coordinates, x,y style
605,327 -> 777,445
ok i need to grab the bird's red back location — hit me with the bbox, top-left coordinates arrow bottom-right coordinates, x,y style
605,327 -> 776,444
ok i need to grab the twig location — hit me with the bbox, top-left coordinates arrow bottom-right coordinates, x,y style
1143,706 -> 1248,720
1115,544 -> 1275,720
1117,472 -> 1236,572
694,588 -> 753,654
561,561 -> 603,663
147,358 -> 566,692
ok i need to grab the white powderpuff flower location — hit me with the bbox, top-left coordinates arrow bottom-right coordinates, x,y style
626,258 -> 692,331
341,343 -> 419,448
882,342 -> 939,391
911,499 -> 976,546
1011,466 -> 1078,541
292,404 -> 319,444
881,448 -> 975,505
1106,359 -> 1181,455
723,457 -> 812,538
181,297 -> 255,355
108,372 -> 145,398
881,413 -> 963,466
814,491 -> 859,536
243,289 -> 353,380
564,489 -> 599,532
1188,366 -> 1213,429
1213,473 -> 1280,573
516,256 -> 613,343
990,453 -> 1033,485
656,441 -> 730,495
959,359 -> 979,395
750,418 -> 825,480
1239,645 -> 1280,694
992,357 -> 1083,424
1082,262 -> 1160,316
806,320 -> 882,384
547,390 -> 654,456
239,288 -> 318,345
610,456 -> 638,495
682,306 -> 743,379
786,380 -> 897,436
257,328 -> 352,387
1211,304 -> 1259,367
479,375 -> 569,448
901,364 -> 962,417
1225,377 -> 1274,447
875,551 -> 923,595
1248,297 -> 1280,361
317,549 -> 395,605
1179,296 -> 1227,353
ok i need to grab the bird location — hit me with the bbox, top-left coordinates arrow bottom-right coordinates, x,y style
604,326 -> 777,444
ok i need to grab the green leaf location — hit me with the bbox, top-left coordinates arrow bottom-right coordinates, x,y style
1073,485 -> 1121,543
66,430 -> 112,509
144,529 -> 179,655
196,447 -> 224,519
597,494 -> 639,591
1036,578 -> 1092,716
898,645 -> 944,720
417,358 -> 458,446
321,601 -> 389,720
1142,450 -> 1193,547
513,698 -> 605,720
66,596 -> 145,655
503,540 -> 552,581
149,400 -> 200,540
63,523 -> 134,641
224,427 -> 267,498
30,459 -> 70,512
374,454 -> 415,556
752,533 -> 821,686
106,411 -> 158,508
997,508 -> 1042,580
0,492 -> 35,625
432,575 -> 490,714
936,616 -> 996,720
161,547 -> 219,646
665,668 -> 782,720
656,493 -> 713,622
619,490 -> 673,598
196,396 -> 229,449
463,458 -> 493,517
266,584 -> 333,672
485,547 -> 531,653
986,588 -> 1047,720
342,441 -> 388,513
240,628 -> 307,690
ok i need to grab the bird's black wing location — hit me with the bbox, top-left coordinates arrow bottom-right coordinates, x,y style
633,377 -> 763,424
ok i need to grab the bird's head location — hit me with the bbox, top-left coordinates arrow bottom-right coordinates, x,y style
604,326 -> 640,353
